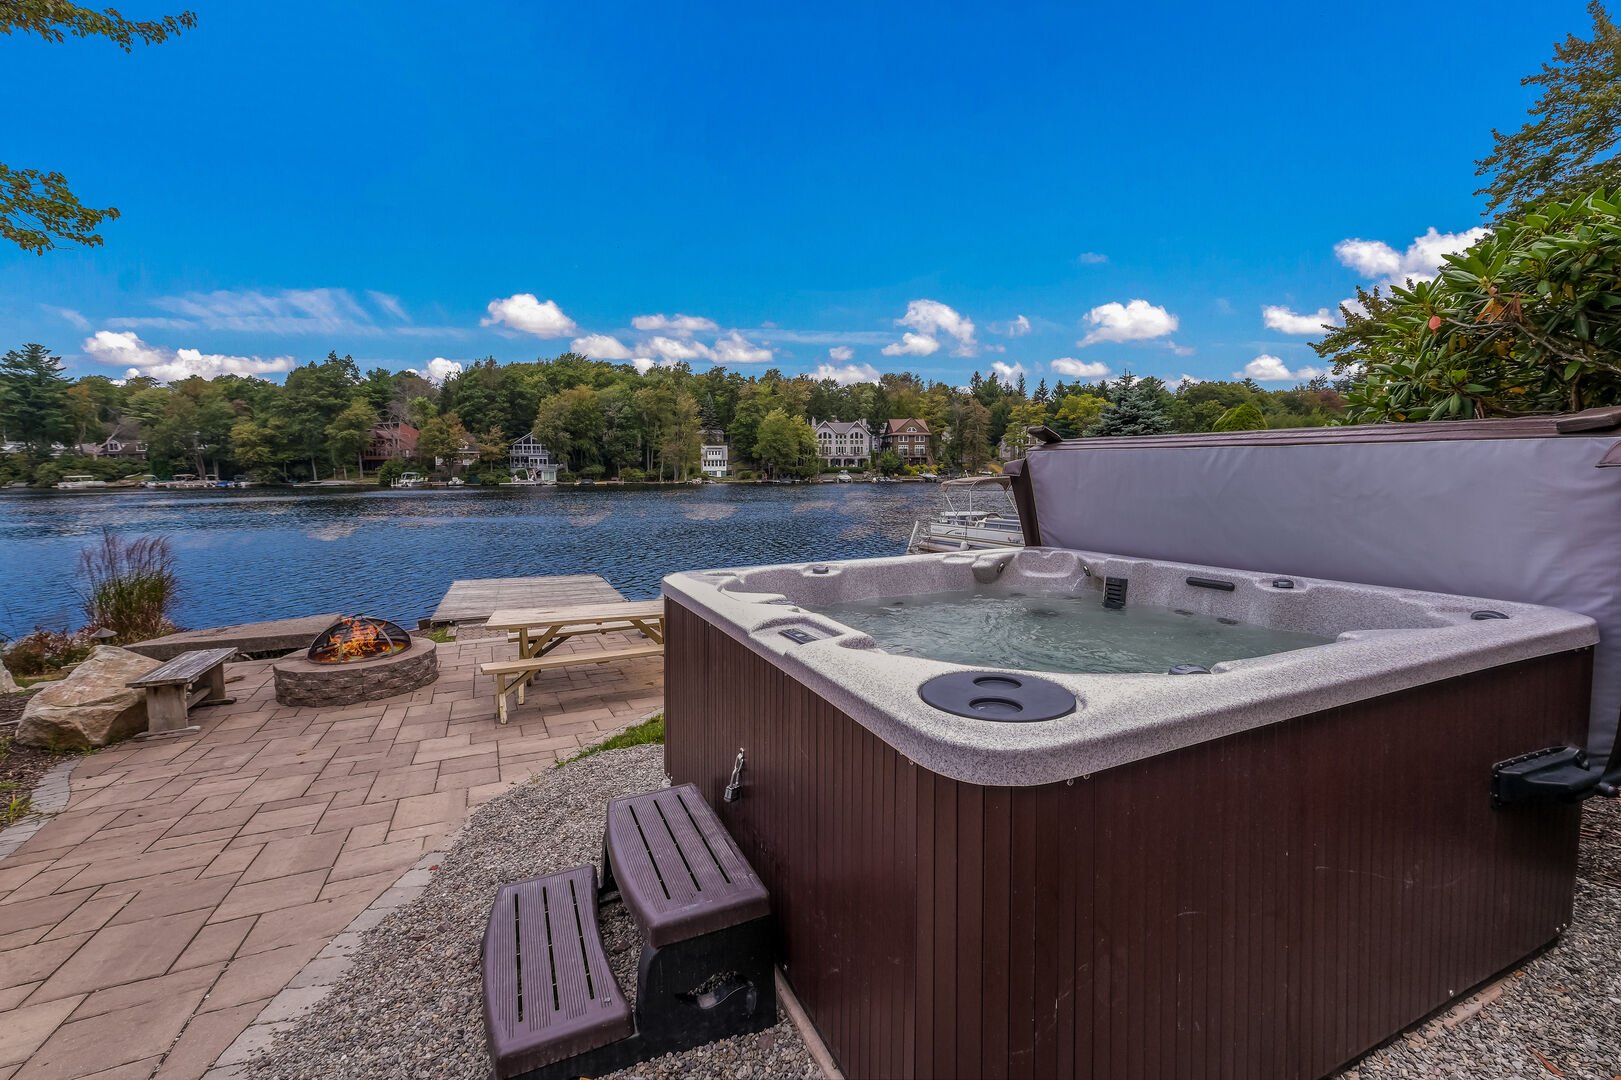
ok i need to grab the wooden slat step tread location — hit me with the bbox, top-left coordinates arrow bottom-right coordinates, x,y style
481,643 -> 663,676
128,647 -> 238,687
605,783 -> 770,948
482,865 -> 632,1079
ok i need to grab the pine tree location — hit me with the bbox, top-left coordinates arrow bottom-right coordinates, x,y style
1086,374 -> 1171,437
1476,2 -> 1621,217
0,343 -> 74,452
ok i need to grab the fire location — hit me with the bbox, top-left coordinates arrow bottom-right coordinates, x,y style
310,615 -> 409,664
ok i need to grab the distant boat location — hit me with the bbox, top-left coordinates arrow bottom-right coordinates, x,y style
55,474 -> 108,490
836,471 -> 853,483
393,471 -> 427,488
502,467 -> 555,486
906,475 -> 1024,554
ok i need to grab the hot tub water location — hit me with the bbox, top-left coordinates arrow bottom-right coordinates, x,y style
811,586 -> 1334,674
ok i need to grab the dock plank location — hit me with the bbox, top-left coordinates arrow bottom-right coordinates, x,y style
431,574 -> 625,625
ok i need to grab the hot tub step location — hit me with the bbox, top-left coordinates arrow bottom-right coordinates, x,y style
603,783 -> 770,948
483,791 -> 777,1080
482,865 -> 633,1080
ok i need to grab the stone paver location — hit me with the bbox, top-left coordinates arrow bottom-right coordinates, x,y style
0,635 -> 660,1079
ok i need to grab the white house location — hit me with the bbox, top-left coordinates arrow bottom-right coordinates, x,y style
701,443 -> 729,477
813,419 -> 872,469
508,433 -> 559,483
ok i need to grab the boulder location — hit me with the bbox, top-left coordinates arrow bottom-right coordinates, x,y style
15,646 -> 163,750
0,665 -> 18,694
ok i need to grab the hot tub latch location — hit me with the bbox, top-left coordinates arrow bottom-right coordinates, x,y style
1491,744 -> 1621,805
724,748 -> 746,802
779,628 -> 816,645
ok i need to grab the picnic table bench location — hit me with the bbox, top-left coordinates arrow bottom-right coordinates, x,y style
479,601 -> 665,724
127,646 -> 237,737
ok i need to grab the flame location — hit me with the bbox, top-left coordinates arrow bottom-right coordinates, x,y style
310,616 -> 408,664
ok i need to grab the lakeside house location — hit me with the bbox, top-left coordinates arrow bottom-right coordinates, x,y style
508,432 -> 559,482
363,421 -> 419,469
76,420 -> 148,462
813,419 -> 872,469
701,442 -> 729,477
880,417 -> 933,465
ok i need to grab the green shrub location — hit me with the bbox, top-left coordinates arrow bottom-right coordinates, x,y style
734,468 -> 758,482
556,470 -> 575,484
376,460 -> 406,487
619,467 -> 647,483
580,464 -> 606,480
3,628 -> 92,677
78,529 -> 180,643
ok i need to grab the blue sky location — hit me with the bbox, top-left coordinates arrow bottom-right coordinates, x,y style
0,0 -> 1594,389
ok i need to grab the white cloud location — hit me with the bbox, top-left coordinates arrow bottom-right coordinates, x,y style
1262,305 -> 1335,335
570,333 -> 633,360
631,313 -> 718,336
367,291 -> 409,322
83,330 -> 296,384
711,331 -> 773,365
1236,354 -> 1328,383
152,287 -> 376,335
1050,357 -> 1112,380
991,361 -> 1027,383
482,294 -> 578,338
43,305 -> 89,329
891,299 -> 977,356
424,357 -> 463,383
881,331 -> 940,357
993,315 -> 1031,337
813,362 -> 882,386
1334,227 -> 1488,290
827,345 -> 854,362
1076,252 -> 1109,265
1171,373 -> 1205,386
645,336 -> 713,362
630,357 -> 681,375
1079,299 -> 1178,346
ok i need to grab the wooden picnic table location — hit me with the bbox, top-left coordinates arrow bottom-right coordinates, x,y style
481,600 -> 666,724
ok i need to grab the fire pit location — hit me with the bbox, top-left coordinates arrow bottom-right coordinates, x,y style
273,615 -> 438,707
308,615 -> 412,664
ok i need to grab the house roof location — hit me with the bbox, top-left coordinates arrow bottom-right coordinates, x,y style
815,420 -> 870,436
885,418 -> 930,434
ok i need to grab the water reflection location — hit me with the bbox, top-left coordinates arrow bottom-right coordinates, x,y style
0,484 -> 939,635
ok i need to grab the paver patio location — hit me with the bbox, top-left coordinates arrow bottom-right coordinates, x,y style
0,634 -> 662,1080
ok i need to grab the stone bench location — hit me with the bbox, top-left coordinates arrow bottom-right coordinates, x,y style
127,647 -> 237,737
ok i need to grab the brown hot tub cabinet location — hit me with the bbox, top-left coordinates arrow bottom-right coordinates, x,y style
662,545 -> 1600,1080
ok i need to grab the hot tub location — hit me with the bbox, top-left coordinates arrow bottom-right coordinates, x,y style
662,547 -> 1598,1079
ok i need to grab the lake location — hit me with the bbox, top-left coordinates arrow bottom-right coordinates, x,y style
0,483 -> 941,638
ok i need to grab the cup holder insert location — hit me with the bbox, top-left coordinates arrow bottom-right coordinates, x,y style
919,671 -> 1076,723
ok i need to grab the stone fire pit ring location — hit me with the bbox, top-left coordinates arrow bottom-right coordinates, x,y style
274,636 -> 438,707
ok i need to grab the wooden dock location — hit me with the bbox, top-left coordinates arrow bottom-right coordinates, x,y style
431,574 -> 625,625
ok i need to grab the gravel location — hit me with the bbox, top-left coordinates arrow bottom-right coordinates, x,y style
245,743 -> 817,1080
247,737 -> 1621,1080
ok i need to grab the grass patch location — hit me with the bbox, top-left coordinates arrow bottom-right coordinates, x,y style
1,785 -> 30,827
420,627 -> 455,644
557,713 -> 664,767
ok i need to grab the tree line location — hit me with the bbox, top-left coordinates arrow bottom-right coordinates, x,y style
0,344 -> 1350,485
